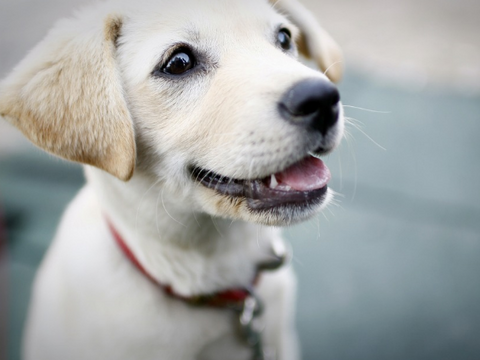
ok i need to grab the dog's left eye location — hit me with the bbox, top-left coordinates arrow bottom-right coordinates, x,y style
162,50 -> 195,75
277,28 -> 293,51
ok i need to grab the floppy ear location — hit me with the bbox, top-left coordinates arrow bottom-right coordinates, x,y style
0,14 -> 136,181
271,0 -> 344,83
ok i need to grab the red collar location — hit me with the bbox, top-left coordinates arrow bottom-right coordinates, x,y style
107,220 -> 254,308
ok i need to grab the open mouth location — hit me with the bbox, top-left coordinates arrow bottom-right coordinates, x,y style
190,155 -> 331,211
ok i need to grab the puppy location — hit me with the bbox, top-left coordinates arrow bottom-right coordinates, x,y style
0,0 -> 344,359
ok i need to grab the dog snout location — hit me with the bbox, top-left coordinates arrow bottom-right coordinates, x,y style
279,79 -> 341,136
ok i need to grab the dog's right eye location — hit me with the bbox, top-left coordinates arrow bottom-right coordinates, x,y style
277,28 -> 293,51
159,50 -> 196,76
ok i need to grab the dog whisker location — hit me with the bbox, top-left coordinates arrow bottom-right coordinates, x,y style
320,208 -> 330,222
325,203 -> 337,218
311,214 -> 321,241
155,188 -> 162,237
290,254 -> 305,269
215,174 -> 228,193
344,116 -> 364,126
323,60 -> 343,77
192,211 -> 201,228
197,169 -> 211,183
329,198 -> 344,211
160,188 -> 187,228
343,104 -> 391,114
330,189 -> 345,199
136,179 -> 161,236
207,170 -> 218,191
343,127 -> 354,142
269,0 -> 283,13
341,134 -> 359,202
345,116 -> 387,151
210,216 -> 224,238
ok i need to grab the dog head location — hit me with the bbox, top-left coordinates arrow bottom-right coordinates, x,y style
0,0 -> 344,226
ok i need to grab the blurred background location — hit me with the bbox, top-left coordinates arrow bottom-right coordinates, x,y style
1,0 -> 479,359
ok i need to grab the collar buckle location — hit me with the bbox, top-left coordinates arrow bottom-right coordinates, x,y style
237,288 -> 274,360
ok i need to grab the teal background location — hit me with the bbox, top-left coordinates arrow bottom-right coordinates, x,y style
1,70 -> 480,359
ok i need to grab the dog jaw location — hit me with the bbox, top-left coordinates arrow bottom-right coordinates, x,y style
194,185 -> 335,227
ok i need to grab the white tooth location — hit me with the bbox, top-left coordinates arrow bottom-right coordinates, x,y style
270,174 -> 278,189
285,185 -> 291,191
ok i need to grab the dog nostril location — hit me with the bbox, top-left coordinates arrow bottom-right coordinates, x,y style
296,99 -> 323,117
279,79 -> 340,135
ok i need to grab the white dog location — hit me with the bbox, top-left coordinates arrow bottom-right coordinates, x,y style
0,0 -> 344,359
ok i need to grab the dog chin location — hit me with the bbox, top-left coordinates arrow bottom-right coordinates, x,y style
247,189 -> 334,226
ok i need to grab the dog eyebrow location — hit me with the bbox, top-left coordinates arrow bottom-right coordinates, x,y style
182,26 -> 201,43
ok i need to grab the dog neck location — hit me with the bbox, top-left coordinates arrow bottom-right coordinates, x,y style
85,167 -> 284,296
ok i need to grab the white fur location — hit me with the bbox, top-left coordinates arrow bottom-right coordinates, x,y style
0,0 -> 344,359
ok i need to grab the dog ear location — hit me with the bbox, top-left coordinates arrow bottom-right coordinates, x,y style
271,0 -> 344,83
0,14 -> 136,181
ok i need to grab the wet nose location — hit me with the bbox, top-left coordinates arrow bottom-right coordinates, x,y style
279,79 -> 340,135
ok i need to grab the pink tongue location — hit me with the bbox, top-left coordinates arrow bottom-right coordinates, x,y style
276,156 -> 331,191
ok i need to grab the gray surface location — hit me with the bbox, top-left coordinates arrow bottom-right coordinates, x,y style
1,70 -> 480,360
0,151 -> 85,360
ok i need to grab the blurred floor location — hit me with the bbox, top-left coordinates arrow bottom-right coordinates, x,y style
1,1 -> 480,360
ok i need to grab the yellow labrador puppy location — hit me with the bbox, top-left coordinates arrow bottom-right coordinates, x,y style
0,0 -> 343,359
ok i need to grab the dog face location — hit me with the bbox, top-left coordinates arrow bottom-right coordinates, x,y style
0,0 -> 344,226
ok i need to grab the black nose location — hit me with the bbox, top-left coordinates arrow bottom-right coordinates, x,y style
279,79 -> 340,135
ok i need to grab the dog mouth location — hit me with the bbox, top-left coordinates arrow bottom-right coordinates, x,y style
190,155 -> 330,211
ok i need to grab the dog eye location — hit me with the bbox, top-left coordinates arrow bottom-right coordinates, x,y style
277,28 -> 293,51
162,50 -> 195,75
